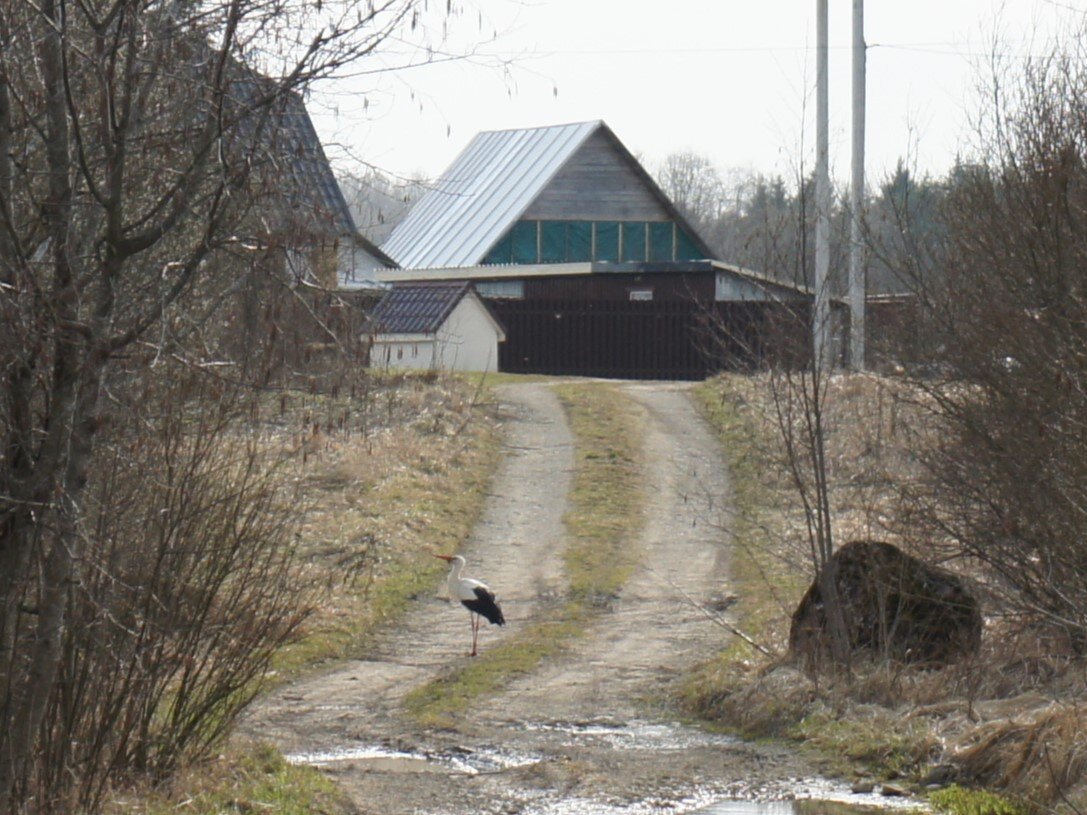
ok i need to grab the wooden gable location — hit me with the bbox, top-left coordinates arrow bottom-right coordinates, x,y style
522,129 -> 671,222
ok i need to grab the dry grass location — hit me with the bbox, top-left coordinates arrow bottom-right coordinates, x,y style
269,373 -> 501,675
686,372 -> 1087,813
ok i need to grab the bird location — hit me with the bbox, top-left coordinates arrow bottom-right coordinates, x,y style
434,554 -> 505,656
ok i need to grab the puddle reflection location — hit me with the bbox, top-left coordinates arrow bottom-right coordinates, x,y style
697,801 -> 909,815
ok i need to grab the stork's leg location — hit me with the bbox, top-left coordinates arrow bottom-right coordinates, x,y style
470,614 -> 480,657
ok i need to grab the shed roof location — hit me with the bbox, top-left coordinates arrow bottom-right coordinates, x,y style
380,120 -> 714,270
369,281 -> 479,335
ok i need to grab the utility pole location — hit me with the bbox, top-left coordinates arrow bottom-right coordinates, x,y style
814,0 -> 831,370
849,0 -> 867,371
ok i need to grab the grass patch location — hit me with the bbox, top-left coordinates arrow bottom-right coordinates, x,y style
678,376 -> 807,721
113,744 -> 351,815
789,708 -> 938,779
929,786 -> 1027,815
556,383 -> 644,604
404,382 -> 645,726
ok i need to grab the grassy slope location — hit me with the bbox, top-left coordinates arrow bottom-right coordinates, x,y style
117,376 -> 501,814
404,382 -> 646,726
683,375 -> 1034,815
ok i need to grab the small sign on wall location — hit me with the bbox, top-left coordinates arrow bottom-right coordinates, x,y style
629,288 -> 653,302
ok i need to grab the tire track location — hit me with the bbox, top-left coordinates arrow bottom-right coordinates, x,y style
240,383 -> 573,756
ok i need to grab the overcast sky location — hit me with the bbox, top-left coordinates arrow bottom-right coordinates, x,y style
308,0 -> 1082,188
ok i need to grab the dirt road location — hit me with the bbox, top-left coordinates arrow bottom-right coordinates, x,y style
244,382 -> 851,815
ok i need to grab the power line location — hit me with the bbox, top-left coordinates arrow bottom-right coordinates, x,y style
482,41 -> 1068,60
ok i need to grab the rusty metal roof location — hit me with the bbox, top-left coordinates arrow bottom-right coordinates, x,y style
380,121 -> 601,270
369,281 -> 475,335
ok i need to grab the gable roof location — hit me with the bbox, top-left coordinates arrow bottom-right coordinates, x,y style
380,120 -> 714,270
369,281 -> 498,335
273,91 -> 358,238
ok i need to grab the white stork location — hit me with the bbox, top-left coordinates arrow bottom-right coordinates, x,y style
435,554 -> 505,656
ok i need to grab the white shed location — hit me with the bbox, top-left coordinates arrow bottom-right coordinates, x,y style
368,282 -> 506,373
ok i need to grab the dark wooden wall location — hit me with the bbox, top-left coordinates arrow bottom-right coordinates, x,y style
489,295 -> 811,380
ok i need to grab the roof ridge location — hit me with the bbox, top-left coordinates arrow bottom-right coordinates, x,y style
472,119 -> 604,137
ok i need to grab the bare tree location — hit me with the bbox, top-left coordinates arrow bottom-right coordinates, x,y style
0,0 -> 459,807
342,165 -> 429,245
657,151 -> 726,232
881,37 -> 1087,651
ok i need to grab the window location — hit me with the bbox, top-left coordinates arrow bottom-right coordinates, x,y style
483,219 -> 700,264
485,231 -> 513,264
621,222 -> 646,262
648,222 -> 674,262
676,227 -> 703,260
510,221 -> 538,264
476,280 -> 525,299
567,221 -> 592,262
540,221 -> 567,263
594,222 -> 620,262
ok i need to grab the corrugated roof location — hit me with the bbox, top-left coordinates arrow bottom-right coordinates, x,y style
381,121 -> 601,269
369,281 -> 473,334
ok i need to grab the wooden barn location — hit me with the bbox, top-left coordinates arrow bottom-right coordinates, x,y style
376,120 -> 811,379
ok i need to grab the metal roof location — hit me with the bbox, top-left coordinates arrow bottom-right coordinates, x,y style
369,281 -> 475,335
381,121 -> 601,270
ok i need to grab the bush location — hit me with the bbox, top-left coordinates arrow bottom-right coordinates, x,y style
25,365 -> 314,812
891,40 -> 1087,650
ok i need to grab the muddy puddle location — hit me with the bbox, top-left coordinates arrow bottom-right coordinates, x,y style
285,718 -> 925,815
285,742 -> 540,775
520,719 -> 742,751
697,801 -> 917,815
480,792 -> 921,815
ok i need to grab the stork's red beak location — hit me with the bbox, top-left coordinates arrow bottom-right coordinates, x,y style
434,554 -> 455,562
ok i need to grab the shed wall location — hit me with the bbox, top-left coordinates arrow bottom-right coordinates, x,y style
372,338 -> 437,370
434,296 -> 502,372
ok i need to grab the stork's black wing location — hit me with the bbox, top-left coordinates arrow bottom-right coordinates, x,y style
461,586 -> 505,626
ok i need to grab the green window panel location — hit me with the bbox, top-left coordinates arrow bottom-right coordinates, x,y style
648,222 -> 674,262
567,221 -> 592,262
621,222 -> 646,262
488,219 -> 697,265
511,220 -> 539,264
541,221 -> 567,263
594,222 -> 620,262
484,230 -> 514,265
675,227 -> 703,261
